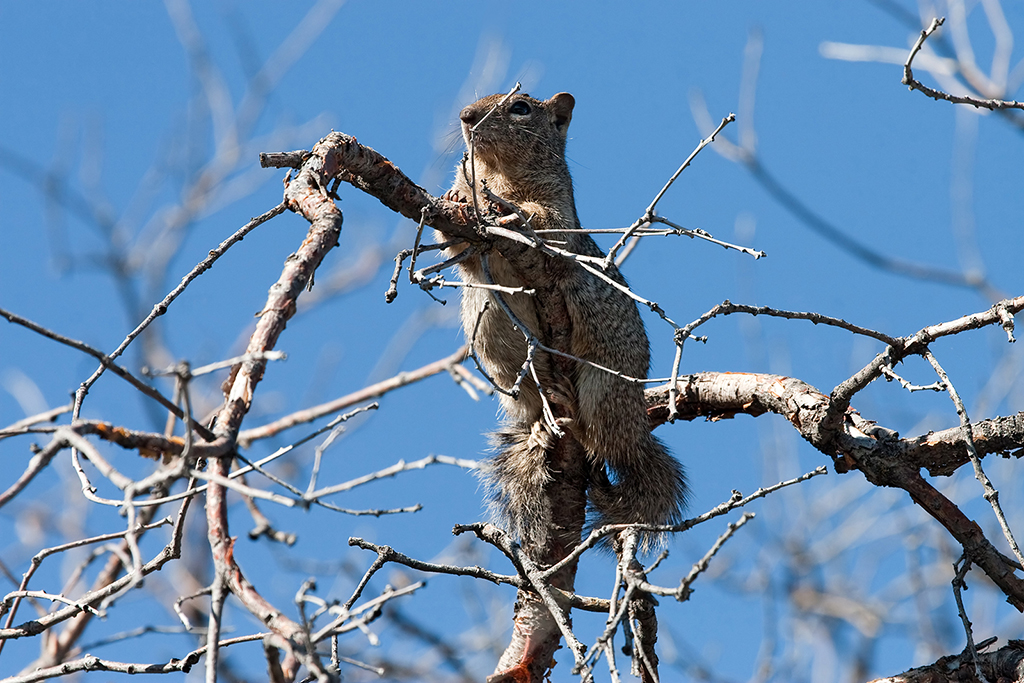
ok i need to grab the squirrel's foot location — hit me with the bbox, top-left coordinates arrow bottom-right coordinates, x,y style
553,416 -> 584,442
526,420 -> 557,452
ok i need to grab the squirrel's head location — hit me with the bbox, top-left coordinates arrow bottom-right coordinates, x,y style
459,91 -> 575,188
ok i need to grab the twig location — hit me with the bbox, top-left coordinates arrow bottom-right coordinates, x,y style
677,300 -> 898,346
478,253 -> 563,434
238,346 -> 467,445
146,351 -> 287,378
0,307 -> 213,441
603,113 -> 735,267
640,512 -> 755,601
0,592 -> 105,619
260,149 -> 312,168
189,467 -> 306,509
244,405 -> 378,498
903,17 -> 1024,111
0,404 -> 72,440
335,654 -> 385,676
306,420 -> 345,497
589,534 -> 635,672
649,216 -> 765,259
4,634 -> 268,683
666,340 -> 686,424
0,438 -> 66,510
541,243 -> 679,327
407,209 -> 429,288
464,83 -> 522,226
879,364 -> 945,392
245,494 -> 298,546
310,582 -> 425,643
174,586 -> 212,631
831,296 -> 1024,412
65,433 -> 127,508
72,203 -> 287,419
542,467 -> 827,581
923,349 -> 1024,572
60,428 -> 134,491
384,235 -> 460,303
993,301 -> 1016,342
951,555 -> 983,680
205,569 -> 226,683
306,454 -> 477,500
125,405 -> 379,510
348,537 -> 522,591
0,524 -> 185,639
464,300 -> 517,398
447,362 -> 493,399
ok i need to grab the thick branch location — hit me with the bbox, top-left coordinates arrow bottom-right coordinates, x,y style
265,132 -> 480,244
869,639 -> 1024,682
646,372 -> 1024,609
205,457 -> 327,681
216,144 -> 343,436
200,136 -> 347,682
901,412 -> 1024,476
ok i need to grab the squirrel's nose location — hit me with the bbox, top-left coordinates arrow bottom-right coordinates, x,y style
460,106 -> 480,126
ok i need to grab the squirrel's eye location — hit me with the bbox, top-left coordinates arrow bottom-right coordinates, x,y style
509,101 -> 531,116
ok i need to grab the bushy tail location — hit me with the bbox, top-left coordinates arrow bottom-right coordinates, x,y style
480,421 -> 557,543
482,423 -> 687,551
588,433 -> 688,550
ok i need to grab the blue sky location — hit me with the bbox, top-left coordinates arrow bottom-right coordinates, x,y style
1,1 -> 1023,681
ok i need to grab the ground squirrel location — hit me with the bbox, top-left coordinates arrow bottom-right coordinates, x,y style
439,91 -> 688,548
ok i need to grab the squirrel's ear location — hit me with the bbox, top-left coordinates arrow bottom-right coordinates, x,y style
548,93 -> 575,135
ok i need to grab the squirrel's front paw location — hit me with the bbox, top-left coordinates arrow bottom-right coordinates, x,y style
443,188 -> 467,203
442,188 -> 505,215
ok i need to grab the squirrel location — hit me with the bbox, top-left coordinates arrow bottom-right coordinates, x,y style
438,91 -> 688,549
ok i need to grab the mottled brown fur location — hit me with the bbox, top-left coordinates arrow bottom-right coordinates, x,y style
439,91 -> 688,547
